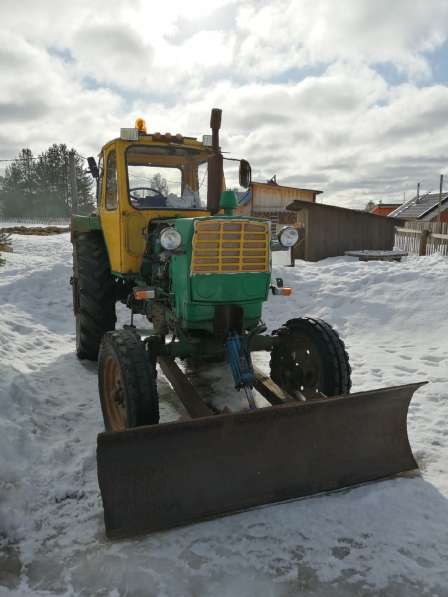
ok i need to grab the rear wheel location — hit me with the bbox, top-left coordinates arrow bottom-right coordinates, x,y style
270,317 -> 351,399
98,330 -> 159,431
72,233 -> 116,361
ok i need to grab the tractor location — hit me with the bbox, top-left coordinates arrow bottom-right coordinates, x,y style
71,109 -> 423,538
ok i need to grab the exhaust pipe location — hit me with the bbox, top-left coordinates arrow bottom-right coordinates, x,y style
210,107 -> 222,149
208,108 -> 223,214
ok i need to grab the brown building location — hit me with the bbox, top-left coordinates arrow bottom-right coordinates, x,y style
371,203 -> 402,216
237,181 -> 322,232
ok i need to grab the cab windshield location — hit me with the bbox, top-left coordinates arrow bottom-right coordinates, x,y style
126,145 -> 209,210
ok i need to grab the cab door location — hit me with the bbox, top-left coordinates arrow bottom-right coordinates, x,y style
100,148 -> 122,273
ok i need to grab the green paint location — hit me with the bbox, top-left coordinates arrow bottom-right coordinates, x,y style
219,190 -> 238,216
167,216 -> 270,332
71,214 -> 101,234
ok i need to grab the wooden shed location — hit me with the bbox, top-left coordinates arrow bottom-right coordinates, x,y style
236,182 -> 322,232
288,200 -> 403,261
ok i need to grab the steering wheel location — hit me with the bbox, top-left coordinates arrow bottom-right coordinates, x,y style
129,187 -> 167,200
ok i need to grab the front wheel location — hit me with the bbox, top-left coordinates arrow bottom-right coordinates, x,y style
98,330 -> 160,431
270,317 -> 351,399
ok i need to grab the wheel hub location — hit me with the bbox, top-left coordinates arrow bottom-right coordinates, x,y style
272,336 -> 322,399
103,356 -> 127,430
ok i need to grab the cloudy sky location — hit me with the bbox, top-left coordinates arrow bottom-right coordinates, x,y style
1,0 -> 448,207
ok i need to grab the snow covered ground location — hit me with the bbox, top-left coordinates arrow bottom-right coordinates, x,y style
1,233 -> 448,596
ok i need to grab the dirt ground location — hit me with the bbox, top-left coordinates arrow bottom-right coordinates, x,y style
0,226 -> 69,235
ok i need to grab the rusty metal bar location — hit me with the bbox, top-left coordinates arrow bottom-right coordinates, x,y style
253,365 -> 291,405
158,357 -> 213,419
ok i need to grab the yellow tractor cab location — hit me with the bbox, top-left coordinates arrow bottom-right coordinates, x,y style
84,109 -> 251,275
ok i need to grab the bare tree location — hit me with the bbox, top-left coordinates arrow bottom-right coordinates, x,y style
150,173 -> 169,196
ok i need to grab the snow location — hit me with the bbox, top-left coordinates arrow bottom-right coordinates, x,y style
1,234 -> 448,596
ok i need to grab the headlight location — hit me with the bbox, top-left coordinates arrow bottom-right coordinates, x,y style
160,227 -> 182,251
278,226 -> 299,247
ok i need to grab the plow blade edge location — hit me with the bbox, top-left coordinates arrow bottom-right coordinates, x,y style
97,383 -> 424,539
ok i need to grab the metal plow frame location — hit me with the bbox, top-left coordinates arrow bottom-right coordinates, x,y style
97,382 -> 424,539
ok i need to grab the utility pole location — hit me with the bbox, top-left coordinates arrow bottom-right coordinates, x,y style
69,151 -> 78,214
438,174 -> 444,223
416,182 -> 420,203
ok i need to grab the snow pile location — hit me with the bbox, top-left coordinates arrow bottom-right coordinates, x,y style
1,234 -> 448,596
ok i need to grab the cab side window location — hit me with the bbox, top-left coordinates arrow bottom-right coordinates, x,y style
105,151 -> 118,210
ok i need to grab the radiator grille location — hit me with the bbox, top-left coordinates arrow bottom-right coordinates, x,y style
191,220 -> 269,274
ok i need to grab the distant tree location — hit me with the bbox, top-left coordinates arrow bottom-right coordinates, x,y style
34,145 -> 94,215
0,144 -> 94,217
0,149 -> 37,216
364,200 -> 376,212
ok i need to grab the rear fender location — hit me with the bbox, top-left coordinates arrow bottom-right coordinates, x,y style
70,214 -> 101,242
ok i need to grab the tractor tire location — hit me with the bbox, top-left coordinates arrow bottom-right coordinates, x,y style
72,233 -> 116,361
270,317 -> 351,399
98,330 -> 160,431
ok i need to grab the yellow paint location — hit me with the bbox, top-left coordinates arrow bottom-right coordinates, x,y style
191,220 -> 269,274
100,146 -> 122,270
122,208 -> 209,273
98,136 -> 214,274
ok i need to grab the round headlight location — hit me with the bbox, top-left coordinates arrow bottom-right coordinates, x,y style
278,226 -> 299,247
160,227 -> 182,251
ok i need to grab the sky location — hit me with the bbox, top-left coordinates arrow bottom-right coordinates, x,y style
1,0 -> 448,208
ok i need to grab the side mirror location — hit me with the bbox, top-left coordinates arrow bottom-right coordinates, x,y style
239,159 -> 252,188
87,156 -> 99,179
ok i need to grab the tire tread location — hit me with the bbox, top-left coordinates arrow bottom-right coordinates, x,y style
270,316 -> 352,396
73,233 -> 116,360
98,330 -> 159,429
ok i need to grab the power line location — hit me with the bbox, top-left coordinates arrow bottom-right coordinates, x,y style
0,157 -> 40,162
0,152 -> 87,163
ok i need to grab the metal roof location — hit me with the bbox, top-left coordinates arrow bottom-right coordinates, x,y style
251,181 -> 323,194
389,192 -> 448,219
287,199 -> 404,222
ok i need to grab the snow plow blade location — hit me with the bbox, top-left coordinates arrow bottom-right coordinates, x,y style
97,382 -> 424,539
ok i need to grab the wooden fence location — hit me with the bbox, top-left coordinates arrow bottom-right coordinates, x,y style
427,233 -> 448,256
394,222 -> 448,256
403,221 -> 448,234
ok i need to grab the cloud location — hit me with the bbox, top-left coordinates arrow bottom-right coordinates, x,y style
1,0 -> 448,207
72,24 -> 154,88
236,0 -> 448,80
0,100 -> 50,122
0,29 -> 125,159
167,3 -> 239,44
